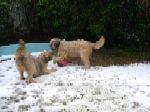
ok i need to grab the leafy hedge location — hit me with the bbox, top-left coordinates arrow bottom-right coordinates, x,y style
0,0 -> 12,37
0,0 -> 149,48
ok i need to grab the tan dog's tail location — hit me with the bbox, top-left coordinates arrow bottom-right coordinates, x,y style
19,39 -> 25,48
16,39 -> 26,63
94,36 -> 105,49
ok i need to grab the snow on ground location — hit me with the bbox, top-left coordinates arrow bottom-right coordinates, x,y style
0,54 -> 150,112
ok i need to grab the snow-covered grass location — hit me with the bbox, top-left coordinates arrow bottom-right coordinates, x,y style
0,54 -> 150,112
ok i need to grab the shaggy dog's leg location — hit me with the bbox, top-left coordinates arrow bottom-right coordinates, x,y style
42,64 -> 49,74
43,68 -> 57,74
20,67 -> 25,80
80,48 -> 92,69
28,73 -> 33,83
42,64 -> 57,74
48,68 -> 57,73
81,56 -> 90,69
27,69 -> 33,83
17,64 -> 25,80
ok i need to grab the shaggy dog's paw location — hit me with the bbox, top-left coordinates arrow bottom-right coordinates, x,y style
20,77 -> 26,80
49,68 -> 57,73
82,66 -> 90,70
27,80 -> 36,84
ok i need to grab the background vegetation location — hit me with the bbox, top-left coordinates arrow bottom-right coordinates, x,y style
0,0 -> 149,50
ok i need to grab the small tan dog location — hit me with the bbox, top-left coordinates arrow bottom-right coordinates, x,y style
50,36 -> 105,68
16,39 -> 53,83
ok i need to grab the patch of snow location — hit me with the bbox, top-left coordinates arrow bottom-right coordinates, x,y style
0,53 -> 150,112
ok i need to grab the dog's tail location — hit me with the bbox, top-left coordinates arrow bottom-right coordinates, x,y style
19,39 -> 25,49
94,36 -> 105,49
16,39 -> 26,63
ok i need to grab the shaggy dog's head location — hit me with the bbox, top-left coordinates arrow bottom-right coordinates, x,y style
49,38 -> 61,50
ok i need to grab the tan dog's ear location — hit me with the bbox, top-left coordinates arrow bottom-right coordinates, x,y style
40,52 -> 47,59
42,51 -> 52,59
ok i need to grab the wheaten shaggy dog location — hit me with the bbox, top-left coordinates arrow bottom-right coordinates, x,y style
16,39 -> 53,83
50,36 -> 105,68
